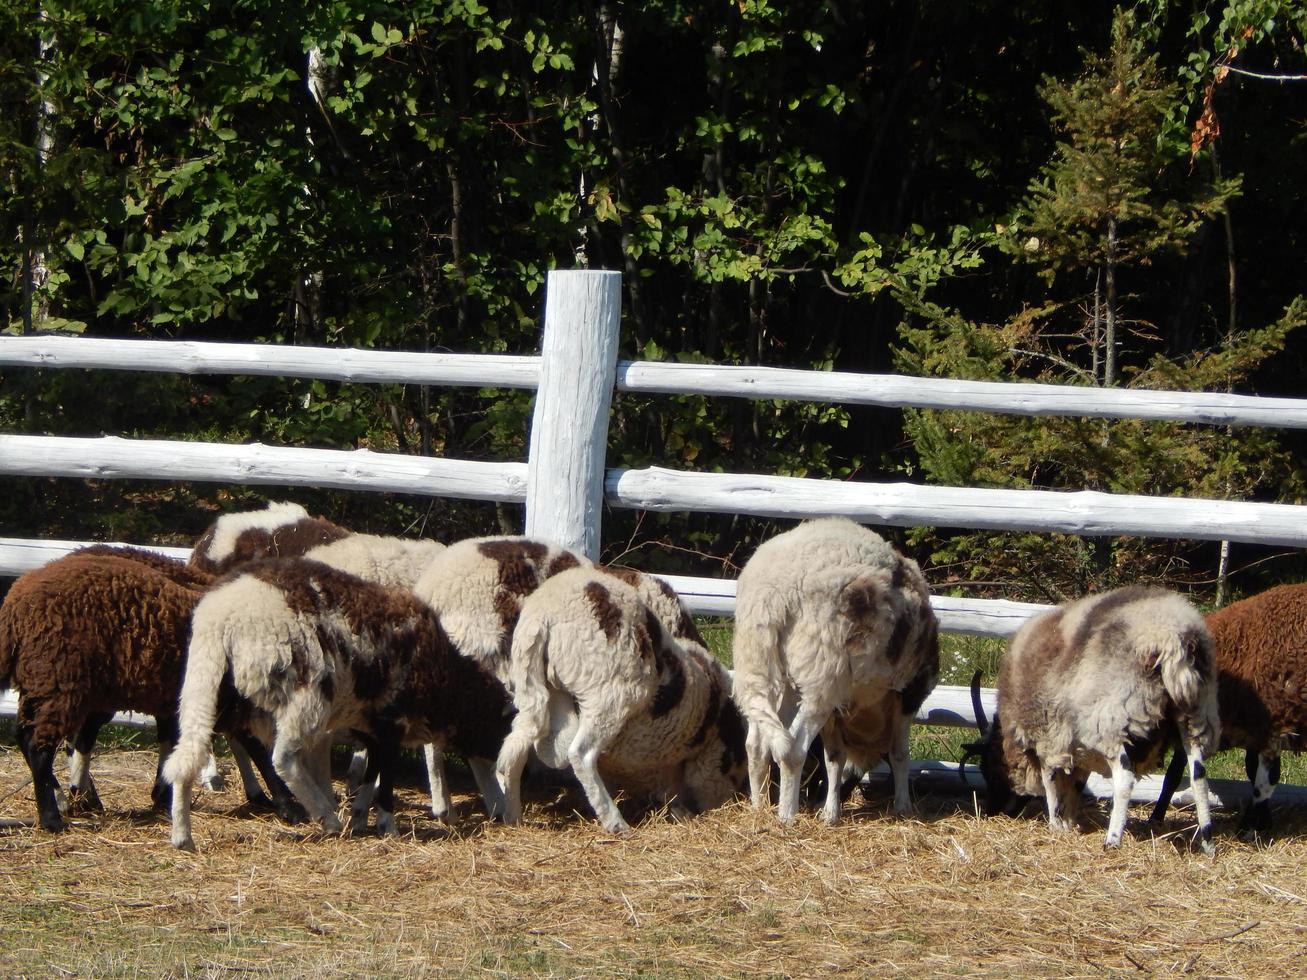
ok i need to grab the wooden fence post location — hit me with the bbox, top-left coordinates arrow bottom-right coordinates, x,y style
525,269 -> 622,559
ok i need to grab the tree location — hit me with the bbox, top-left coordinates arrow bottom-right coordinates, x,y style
892,6 -> 1305,601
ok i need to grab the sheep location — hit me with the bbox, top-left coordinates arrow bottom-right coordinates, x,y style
192,505 -> 447,795
163,557 -> 512,849
188,501 -> 350,576
0,546 -> 303,831
304,533 -> 446,590
963,585 -> 1220,852
494,566 -> 747,834
730,518 -> 940,825
1149,583 -> 1307,836
409,536 -> 590,819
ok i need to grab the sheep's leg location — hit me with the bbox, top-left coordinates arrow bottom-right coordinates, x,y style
777,708 -> 828,825
818,725 -> 847,826
67,713 -> 109,814
567,717 -> 630,835
425,743 -> 454,822
151,713 -> 180,812
345,744 -> 370,794
1102,753 -> 1138,848
887,709 -> 913,817
17,723 -> 64,833
232,732 -> 307,824
349,733 -> 399,836
1041,766 -> 1079,834
1240,751 -> 1280,838
227,737 -> 274,809
1149,746 -> 1186,825
271,738 -> 343,835
1178,730 -> 1214,854
307,734 -> 336,804
745,722 -> 772,810
495,722 -> 535,825
468,756 -> 505,821
169,773 -> 196,850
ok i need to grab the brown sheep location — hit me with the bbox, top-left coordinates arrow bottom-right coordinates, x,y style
0,547 -> 301,831
1151,583 -> 1307,835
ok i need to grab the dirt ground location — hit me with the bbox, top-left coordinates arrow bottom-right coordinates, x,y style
1,744 -> 1305,978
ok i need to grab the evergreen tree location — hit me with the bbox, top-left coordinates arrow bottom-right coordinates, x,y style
893,7 -> 1305,602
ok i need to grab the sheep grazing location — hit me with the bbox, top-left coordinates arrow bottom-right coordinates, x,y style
965,585 -> 1220,852
410,536 -> 590,819
305,533 -> 446,590
1150,583 -> 1307,835
163,557 -> 512,850
0,546 -> 301,831
188,501 -> 350,576
495,566 -> 747,834
731,518 -> 939,825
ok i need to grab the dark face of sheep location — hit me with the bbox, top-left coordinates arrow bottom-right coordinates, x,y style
960,671 -> 1035,818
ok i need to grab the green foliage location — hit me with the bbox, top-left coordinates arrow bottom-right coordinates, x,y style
1,1 -> 1305,595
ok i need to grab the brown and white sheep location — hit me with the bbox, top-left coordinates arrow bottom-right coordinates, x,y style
966,585 -> 1220,851
731,518 -> 940,825
495,566 -> 747,834
1150,583 -> 1307,835
187,501 -> 350,576
0,546 -> 302,831
409,536 -> 590,819
163,557 -> 512,849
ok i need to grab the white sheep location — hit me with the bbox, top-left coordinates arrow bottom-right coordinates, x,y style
966,585 -> 1220,852
163,557 -> 512,850
731,518 -> 940,825
494,566 -> 747,834
409,535 -> 590,819
305,532 -> 446,590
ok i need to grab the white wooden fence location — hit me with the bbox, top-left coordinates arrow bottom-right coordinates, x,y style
3,269 -> 1306,804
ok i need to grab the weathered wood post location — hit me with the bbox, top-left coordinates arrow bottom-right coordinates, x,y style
525,269 -> 622,559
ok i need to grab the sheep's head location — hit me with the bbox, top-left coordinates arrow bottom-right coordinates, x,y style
959,671 -> 1036,817
683,694 -> 749,810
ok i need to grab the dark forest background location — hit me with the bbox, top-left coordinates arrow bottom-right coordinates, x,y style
3,1 -> 1306,605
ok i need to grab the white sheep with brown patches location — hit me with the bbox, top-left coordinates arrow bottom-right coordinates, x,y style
967,585 -> 1220,852
163,557 -> 512,850
188,501 -> 351,576
409,536 -> 591,819
731,518 -> 940,825
494,566 -> 747,834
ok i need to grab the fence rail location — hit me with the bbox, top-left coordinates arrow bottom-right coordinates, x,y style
3,269 -> 1305,796
6,333 -> 1307,427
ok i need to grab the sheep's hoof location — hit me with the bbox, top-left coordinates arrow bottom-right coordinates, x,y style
39,812 -> 66,834
376,812 -> 398,837
67,786 -> 104,815
200,770 -> 227,793
172,835 -> 197,852
150,782 -> 173,812
319,814 -> 344,835
275,798 -> 309,825
1102,835 -> 1122,850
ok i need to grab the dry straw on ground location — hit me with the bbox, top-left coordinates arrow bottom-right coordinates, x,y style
1,744 -> 1305,978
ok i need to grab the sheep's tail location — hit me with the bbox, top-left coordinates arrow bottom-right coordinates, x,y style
161,614 -> 230,787
1153,624 -> 1220,752
499,618 -> 557,767
729,614 -> 794,764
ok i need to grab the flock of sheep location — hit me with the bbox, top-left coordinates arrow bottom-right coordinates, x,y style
1,501 -> 1304,854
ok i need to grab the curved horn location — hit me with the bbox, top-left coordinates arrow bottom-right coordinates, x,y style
969,669 -> 990,735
